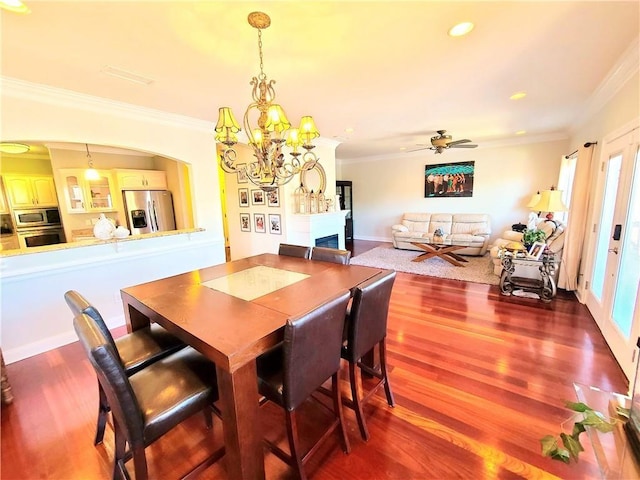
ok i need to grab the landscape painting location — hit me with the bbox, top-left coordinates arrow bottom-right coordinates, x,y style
424,161 -> 474,198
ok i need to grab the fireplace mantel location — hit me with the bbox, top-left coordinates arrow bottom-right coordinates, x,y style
286,210 -> 350,250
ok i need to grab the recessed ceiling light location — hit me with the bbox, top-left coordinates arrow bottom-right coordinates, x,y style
345,127 -> 354,134
0,0 -> 30,14
399,147 -> 407,151
0,142 -> 30,154
448,22 -> 474,37
510,92 -> 527,100
515,130 -> 526,135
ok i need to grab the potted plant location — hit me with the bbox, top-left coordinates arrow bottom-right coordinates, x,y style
522,228 -> 547,249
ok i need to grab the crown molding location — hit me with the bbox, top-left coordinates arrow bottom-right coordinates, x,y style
1,76 -> 214,132
571,35 -> 640,132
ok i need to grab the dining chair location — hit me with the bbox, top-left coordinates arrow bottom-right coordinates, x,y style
278,243 -> 312,259
73,313 -> 224,480
64,290 -> 186,445
256,290 -> 352,480
310,246 -> 352,265
342,269 -> 396,441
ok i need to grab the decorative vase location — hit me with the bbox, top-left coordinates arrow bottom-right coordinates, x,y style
93,214 -> 115,240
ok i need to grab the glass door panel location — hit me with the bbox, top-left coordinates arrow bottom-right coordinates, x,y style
611,147 -> 640,339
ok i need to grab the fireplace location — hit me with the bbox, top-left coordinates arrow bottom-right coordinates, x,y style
315,234 -> 338,249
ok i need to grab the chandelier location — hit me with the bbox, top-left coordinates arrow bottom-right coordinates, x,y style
215,12 -> 321,192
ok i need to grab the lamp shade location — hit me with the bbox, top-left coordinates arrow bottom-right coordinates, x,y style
299,116 -> 320,145
530,189 -> 568,213
526,192 -> 541,208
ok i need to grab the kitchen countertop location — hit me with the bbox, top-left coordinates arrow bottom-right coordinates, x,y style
0,228 -> 205,257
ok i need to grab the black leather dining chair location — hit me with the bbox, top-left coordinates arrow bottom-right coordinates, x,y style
278,243 -> 312,259
342,269 -> 396,441
310,246 -> 352,265
256,290 -> 352,480
73,313 -> 224,480
64,290 -> 186,445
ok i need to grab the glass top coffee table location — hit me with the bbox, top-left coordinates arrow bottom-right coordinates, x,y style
410,239 -> 475,267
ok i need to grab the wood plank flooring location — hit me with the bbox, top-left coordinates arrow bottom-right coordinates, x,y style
1,241 -> 628,479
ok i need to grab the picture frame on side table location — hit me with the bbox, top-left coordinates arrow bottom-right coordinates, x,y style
252,189 -> 265,206
237,164 -> 248,184
239,213 -> 250,232
528,241 -> 545,260
238,188 -> 249,207
267,189 -> 280,207
254,213 -> 266,233
269,214 -> 281,234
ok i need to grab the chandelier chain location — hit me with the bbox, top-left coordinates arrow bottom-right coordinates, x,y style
257,29 -> 265,81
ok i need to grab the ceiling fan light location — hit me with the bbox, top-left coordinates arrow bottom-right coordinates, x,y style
510,92 -> 527,100
448,22 -> 474,37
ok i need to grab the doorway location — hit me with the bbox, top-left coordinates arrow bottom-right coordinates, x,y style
585,121 -> 640,380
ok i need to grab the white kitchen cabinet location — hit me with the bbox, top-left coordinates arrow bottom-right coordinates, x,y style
115,169 -> 167,190
61,169 -> 116,213
4,175 -> 58,208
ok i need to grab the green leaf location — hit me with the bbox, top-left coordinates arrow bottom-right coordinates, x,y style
540,435 -> 559,456
550,449 -> 571,464
565,401 -> 593,413
571,422 -> 586,437
560,432 -> 584,462
580,410 -> 616,433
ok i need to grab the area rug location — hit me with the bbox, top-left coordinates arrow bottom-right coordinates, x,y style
350,245 -> 499,286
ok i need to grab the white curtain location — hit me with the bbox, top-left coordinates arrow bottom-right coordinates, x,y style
558,144 -> 595,290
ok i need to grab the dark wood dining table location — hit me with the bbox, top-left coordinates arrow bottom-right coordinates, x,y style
120,253 -> 383,479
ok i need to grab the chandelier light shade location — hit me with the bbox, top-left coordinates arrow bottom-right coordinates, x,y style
530,188 -> 568,220
215,11 -> 321,192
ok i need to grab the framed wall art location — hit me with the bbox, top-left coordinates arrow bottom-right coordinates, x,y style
238,188 -> 249,207
237,164 -> 248,184
269,214 -> 281,234
239,213 -> 250,232
267,188 -> 280,207
424,161 -> 474,198
251,189 -> 265,205
254,213 -> 266,233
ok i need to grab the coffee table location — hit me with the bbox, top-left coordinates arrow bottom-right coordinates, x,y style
410,240 -> 474,267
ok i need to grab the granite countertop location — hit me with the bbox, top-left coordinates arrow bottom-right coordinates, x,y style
0,228 -> 206,257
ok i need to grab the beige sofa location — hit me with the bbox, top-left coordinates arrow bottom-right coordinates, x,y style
391,213 -> 492,256
489,218 -> 566,275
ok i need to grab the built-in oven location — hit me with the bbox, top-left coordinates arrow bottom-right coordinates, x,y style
17,227 -> 66,249
13,208 -> 62,229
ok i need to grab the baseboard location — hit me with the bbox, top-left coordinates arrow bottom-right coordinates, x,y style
354,235 -> 393,242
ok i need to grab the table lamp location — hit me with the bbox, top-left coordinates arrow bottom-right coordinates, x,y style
530,188 -> 568,220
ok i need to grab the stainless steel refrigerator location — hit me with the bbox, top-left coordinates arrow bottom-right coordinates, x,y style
122,190 -> 176,235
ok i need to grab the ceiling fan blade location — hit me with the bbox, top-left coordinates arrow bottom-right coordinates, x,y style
447,139 -> 472,146
450,144 -> 477,149
407,146 -> 433,153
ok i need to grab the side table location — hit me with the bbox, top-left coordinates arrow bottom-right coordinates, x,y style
499,249 -> 557,302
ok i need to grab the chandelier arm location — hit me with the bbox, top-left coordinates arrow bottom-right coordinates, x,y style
219,148 -> 240,173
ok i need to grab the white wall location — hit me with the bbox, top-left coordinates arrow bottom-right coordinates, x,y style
0,78 -> 226,362
337,139 -> 568,243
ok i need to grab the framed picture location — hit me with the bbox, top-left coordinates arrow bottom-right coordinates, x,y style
528,241 -> 545,260
251,189 -> 265,206
269,214 -> 281,234
267,189 -> 280,207
424,161 -> 474,198
239,213 -> 250,232
237,164 -> 248,184
254,213 -> 266,233
238,188 -> 249,207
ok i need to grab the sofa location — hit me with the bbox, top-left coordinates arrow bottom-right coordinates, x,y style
391,213 -> 492,256
489,218 -> 566,275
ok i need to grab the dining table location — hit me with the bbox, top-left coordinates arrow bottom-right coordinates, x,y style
120,253 -> 384,479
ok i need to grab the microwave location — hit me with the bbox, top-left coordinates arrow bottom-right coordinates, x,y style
14,208 -> 62,229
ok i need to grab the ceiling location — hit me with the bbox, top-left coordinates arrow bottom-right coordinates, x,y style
1,1 -> 639,161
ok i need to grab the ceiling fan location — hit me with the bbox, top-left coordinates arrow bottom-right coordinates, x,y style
410,130 -> 478,154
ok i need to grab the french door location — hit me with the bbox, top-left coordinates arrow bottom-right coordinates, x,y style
585,123 -> 640,380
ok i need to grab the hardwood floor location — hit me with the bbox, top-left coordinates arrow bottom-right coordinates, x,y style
1,241 -> 628,479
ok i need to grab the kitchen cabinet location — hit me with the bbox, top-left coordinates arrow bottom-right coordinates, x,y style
0,179 -> 8,213
61,169 -> 116,213
115,169 -> 167,190
4,175 -> 58,208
